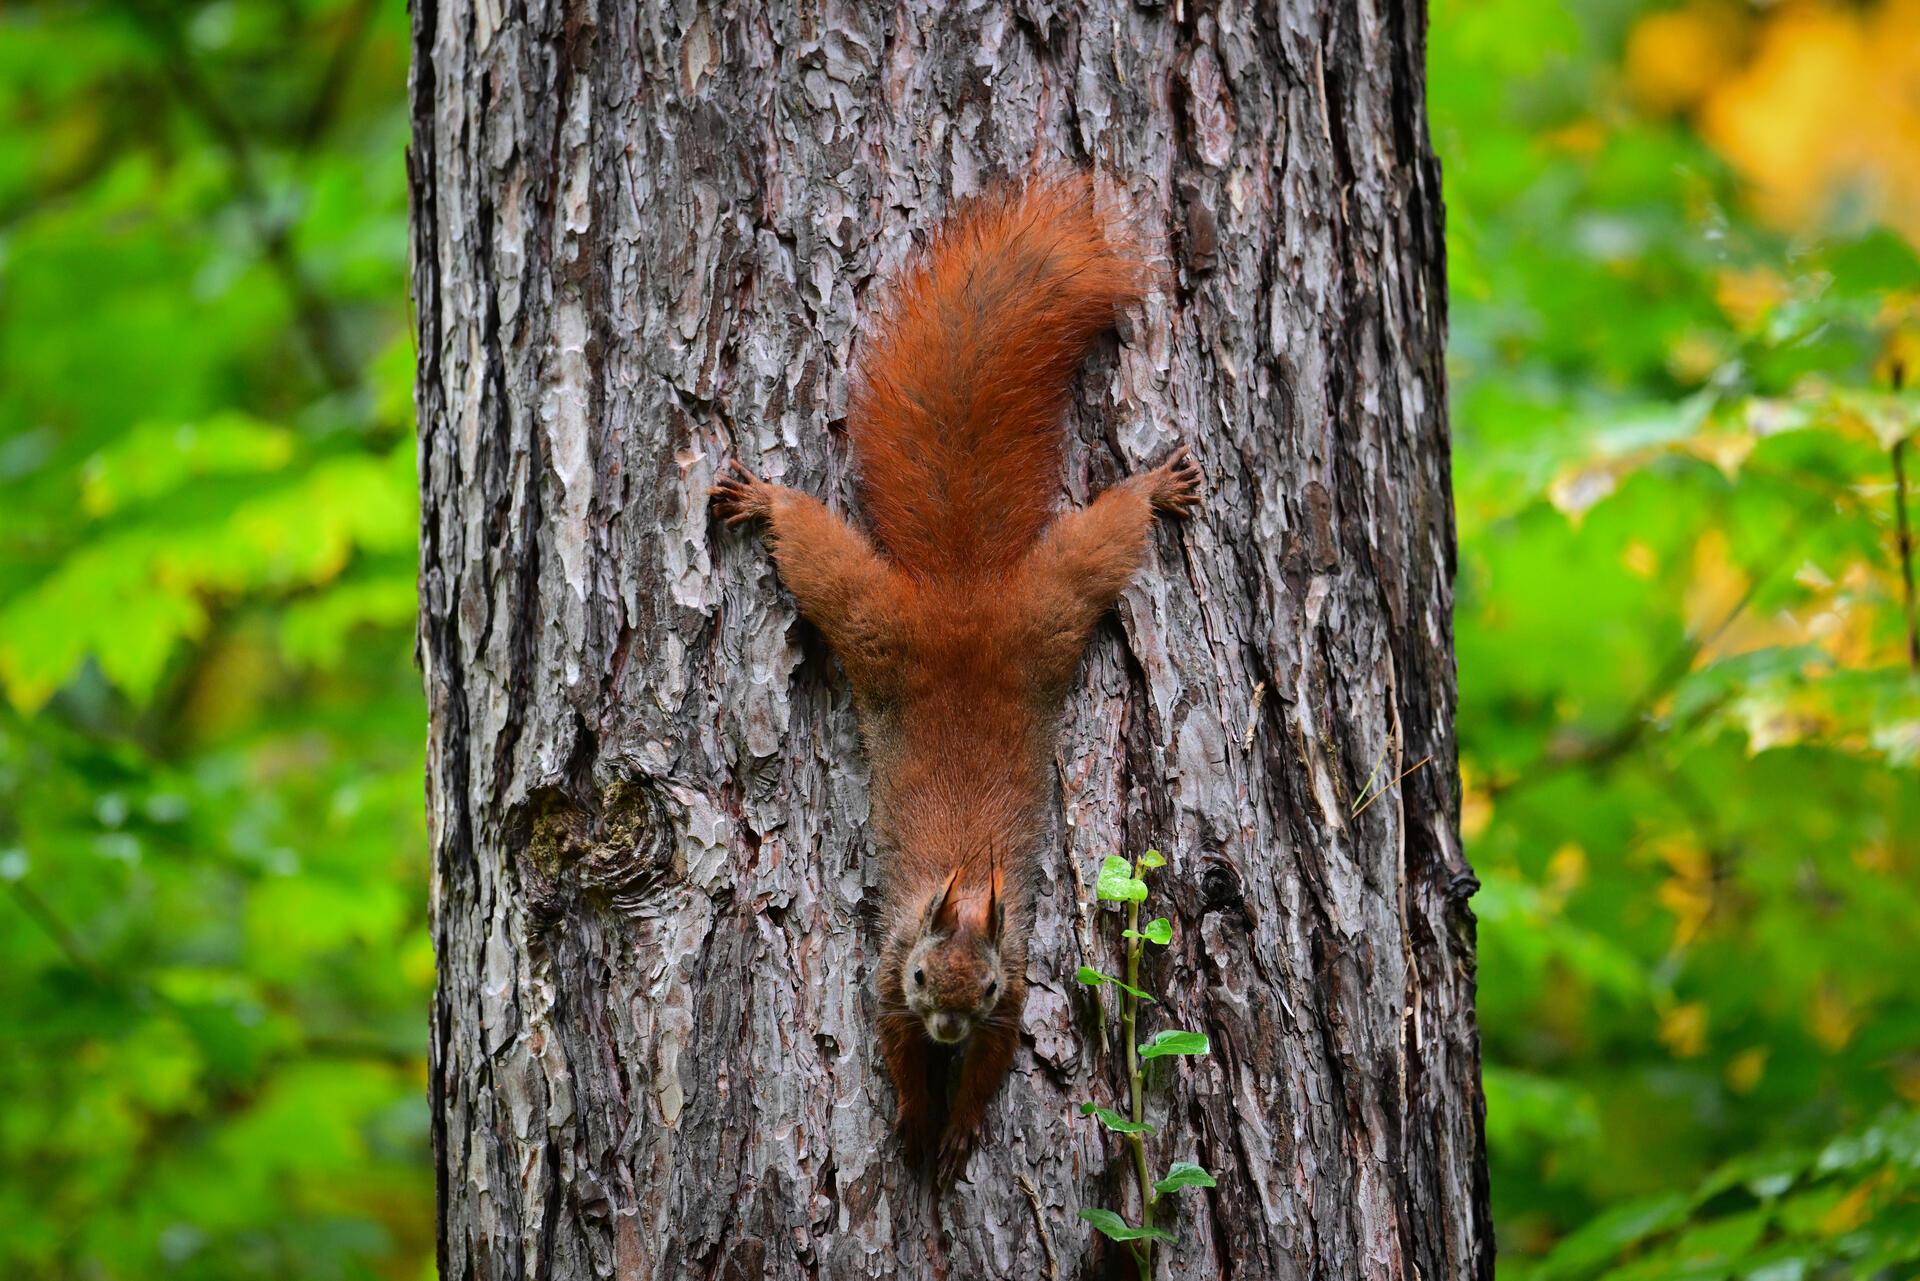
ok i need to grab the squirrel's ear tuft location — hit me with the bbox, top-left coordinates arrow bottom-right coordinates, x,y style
925,870 -> 961,935
986,864 -> 1005,941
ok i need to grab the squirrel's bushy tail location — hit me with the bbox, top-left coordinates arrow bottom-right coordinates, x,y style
848,173 -> 1145,578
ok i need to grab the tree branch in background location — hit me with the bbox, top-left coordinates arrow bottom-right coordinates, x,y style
116,0 -> 358,393
1894,438 -> 1919,672
6,878 -> 114,989
297,0 -> 379,150
1488,494 -> 1828,800
1487,583 -> 1756,801
1889,364 -> 1919,673
6,860 -> 416,1069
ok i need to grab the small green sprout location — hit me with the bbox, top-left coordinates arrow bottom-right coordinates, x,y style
1072,848 -> 1216,1277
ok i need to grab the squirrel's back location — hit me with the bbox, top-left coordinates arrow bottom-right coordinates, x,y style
848,173 -> 1144,579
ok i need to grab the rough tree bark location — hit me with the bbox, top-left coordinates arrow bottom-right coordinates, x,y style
409,1 -> 1487,1278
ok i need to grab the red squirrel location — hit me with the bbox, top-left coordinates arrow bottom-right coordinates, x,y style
711,173 -> 1199,1178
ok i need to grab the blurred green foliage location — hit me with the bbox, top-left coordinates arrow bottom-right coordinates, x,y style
1,0 -> 1915,1278
1434,0 -> 1920,1275
0,0 -> 429,1277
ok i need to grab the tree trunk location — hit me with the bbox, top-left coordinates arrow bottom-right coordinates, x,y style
409,1 -> 1486,1278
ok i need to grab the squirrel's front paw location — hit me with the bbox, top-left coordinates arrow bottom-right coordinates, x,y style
708,459 -> 777,526
1144,444 -> 1203,516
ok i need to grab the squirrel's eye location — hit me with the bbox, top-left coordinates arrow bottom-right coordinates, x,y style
985,980 -> 998,999
913,968 -> 925,986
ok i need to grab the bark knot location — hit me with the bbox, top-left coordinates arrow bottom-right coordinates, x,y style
519,775 -> 679,918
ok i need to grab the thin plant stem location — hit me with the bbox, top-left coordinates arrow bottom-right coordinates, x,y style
1351,732 -> 1394,813
1124,856 -> 1155,1278
1350,755 -> 1433,820
1017,1174 -> 1061,1280
1892,436 -> 1919,673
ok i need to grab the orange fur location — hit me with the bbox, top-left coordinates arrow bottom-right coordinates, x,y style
711,171 -> 1200,1180
848,174 -> 1148,577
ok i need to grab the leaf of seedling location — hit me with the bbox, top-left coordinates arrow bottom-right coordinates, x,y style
1139,1030 -> 1211,1059
1122,917 -> 1173,945
1078,1208 -> 1178,1244
1153,1160 -> 1218,1195
1075,966 -> 1156,1002
1138,848 -> 1166,870
1096,854 -> 1148,903
1079,1102 -> 1157,1135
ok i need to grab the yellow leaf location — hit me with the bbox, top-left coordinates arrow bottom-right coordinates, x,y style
1621,540 -> 1660,579
1818,1170 -> 1889,1236
1878,336 -> 1920,391
1810,983 -> 1859,1051
1852,842 -> 1893,874
1657,878 -> 1714,948
1655,837 -> 1711,882
1660,1001 -> 1709,1058
1655,838 -> 1715,947
1684,528 -> 1750,651
1684,430 -> 1757,478
1726,1046 -> 1770,1093
1683,526 -> 1848,666
1544,119 -> 1607,154
1625,1 -> 1747,115
1666,332 -> 1727,385
1713,267 -> 1788,331
1802,590 -> 1880,668
1698,0 -> 1920,245
1461,763 -> 1494,842
1547,843 -> 1588,896
1893,1055 -> 1920,1103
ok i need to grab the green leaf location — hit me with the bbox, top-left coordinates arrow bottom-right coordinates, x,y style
1123,917 -> 1173,945
1077,1208 -> 1177,1244
1139,1030 -> 1210,1059
279,573 -> 418,669
1535,1194 -> 1688,1280
1153,1160 -> 1217,1195
1079,1102 -> 1157,1135
1095,854 -> 1148,903
1138,848 -> 1166,870
81,413 -> 294,516
1074,966 -> 1155,1002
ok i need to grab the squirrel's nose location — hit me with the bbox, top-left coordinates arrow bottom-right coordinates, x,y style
928,1012 -> 969,1044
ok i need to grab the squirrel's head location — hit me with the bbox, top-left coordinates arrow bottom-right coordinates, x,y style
901,870 -> 1006,1045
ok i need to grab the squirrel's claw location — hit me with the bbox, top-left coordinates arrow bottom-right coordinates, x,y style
708,459 -> 775,526
1146,443 -> 1203,516
935,1124 -> 976,1185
